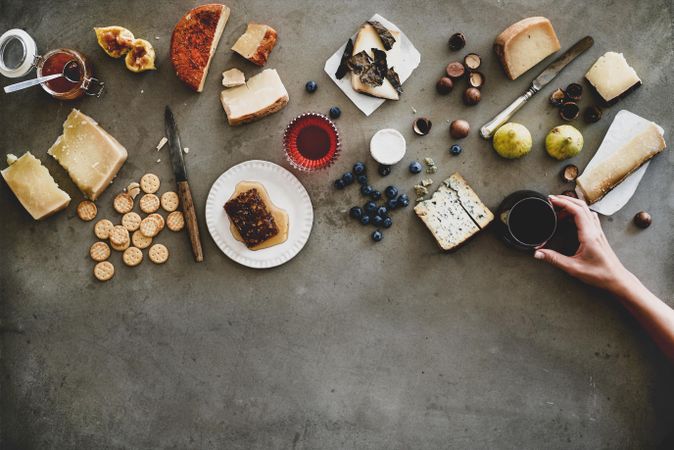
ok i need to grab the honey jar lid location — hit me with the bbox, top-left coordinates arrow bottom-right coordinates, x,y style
0,29 -> 38,78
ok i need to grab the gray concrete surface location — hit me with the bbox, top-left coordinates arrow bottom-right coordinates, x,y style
1,0 -> 673,448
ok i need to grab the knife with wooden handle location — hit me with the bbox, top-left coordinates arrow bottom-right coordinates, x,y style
165,106 -> 204,262
480,36 -> 594,139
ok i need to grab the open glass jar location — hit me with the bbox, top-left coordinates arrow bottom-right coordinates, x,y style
0,28 -> 104,99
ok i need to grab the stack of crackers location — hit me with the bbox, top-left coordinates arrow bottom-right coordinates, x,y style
76,173 -> 185,282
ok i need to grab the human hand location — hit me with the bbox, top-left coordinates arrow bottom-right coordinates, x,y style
534,195 -> 630,292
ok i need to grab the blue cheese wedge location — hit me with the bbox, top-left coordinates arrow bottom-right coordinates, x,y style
414,173 -> 493,251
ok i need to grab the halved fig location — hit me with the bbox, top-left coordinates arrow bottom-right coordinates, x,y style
125,39 -> 156,72
94,26 -> 135,58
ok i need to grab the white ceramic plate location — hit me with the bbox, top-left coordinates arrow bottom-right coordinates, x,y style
205,160 -> 313,269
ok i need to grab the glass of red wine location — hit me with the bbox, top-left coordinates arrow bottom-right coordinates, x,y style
283,113 -> 341,172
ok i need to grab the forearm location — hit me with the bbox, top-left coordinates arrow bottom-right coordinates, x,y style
611,270 -> 674,362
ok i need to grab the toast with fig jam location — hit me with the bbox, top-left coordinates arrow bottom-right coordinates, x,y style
224,188 -> 279,248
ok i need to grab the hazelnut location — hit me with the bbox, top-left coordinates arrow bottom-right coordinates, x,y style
463,53 -> 481,70
583,105 -> 602,123
633,211 -> 652,229
449,119 -> 470,139
468,71 -> 485,89
413,117 -> 432,136
549,88 -> 566,107
436,76 -> 454,95
448,32 -> 466,51
559,102 -> 580,121
560,164 -> 579,182
561,190 -> 579,199
462,87 -> 481,105
565,83 -> 583,101
445,61 -> 465,79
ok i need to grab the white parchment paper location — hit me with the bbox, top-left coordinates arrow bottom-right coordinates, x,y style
576,110 -> 665,216
323,14 -> 421,116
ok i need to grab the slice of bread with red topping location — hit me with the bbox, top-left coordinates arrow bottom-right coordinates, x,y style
170,4 -> 230,92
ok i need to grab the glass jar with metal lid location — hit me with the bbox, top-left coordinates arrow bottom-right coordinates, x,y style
0,28 -> 104,99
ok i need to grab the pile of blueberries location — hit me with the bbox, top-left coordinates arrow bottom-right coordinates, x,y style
334,162 -> 409,242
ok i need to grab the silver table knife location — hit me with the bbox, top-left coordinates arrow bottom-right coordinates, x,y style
165,106 -> 204,262
480,36 -> 594,139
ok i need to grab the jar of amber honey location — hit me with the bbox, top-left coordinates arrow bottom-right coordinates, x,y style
0,28 -> 104,100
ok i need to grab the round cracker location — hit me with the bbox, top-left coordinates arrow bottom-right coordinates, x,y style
139,217 -> 160,237
122,212 -> 142,231
109,225 -> 130,246
94,219 -> 114,239
123,246 -> 143,267
89,241 -> 111,262
110,239 -> 130,252
160,191 -> 180,212
140,173 -> 160,194
139,193 -> 160,213
166,211 -> 185,232
113,192 -> 134,214
147,212 -> 165,231
132,230 -> 153,249
77,200 -> 97,221
93,261 -> 115,281
148,243 -> 169,264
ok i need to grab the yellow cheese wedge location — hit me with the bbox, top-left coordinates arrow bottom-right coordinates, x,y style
220,69 -> 289,126
47,109 -> 128,200
1,152 -> 71,220
494,17 -> 560,80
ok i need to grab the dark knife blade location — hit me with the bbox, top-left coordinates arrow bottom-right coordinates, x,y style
532,36 -> 594,90
164,106 -> 188,182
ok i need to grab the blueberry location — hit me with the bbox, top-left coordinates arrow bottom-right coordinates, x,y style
360,215 -> 370,225
329,106 -> 341,119
450,144 -> 463,155
305,81 -> 317,93
360,184 -> 373,196
370,190 -> 382,201
357,174 -> 368,185
364,201 -> 377,214
386,198 -> 397,209
334,179 -> 345,190
353,162 -> 366,175
341,172 -> 354,185
378,164 -> 391,176
350,206 -> 363,219
409,161 -> 422,174
397,194 -> 410,207
372,230 -> 383,242
384,186 -> 398,199
377,206 -> 388,217
383,217 -> 393,228
372,215 -> 383,226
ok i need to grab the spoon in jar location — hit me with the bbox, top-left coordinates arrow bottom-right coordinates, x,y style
3,59 -> 80,94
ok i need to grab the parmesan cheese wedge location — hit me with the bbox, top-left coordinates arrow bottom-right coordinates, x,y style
494,17 -> 560,80
220,69 -> 289,126
47,109 -> 128,200
1,152 -> 71,220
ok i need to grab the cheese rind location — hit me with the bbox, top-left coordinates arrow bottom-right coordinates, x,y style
220,69 -> 289,126
47,109 -> 128,200
351,23 -> 401,100
494,17 -> 560,80
231,23 -> 277,67
1,152 -> 71,220
576,123 -> 666,204
415,173 -> 493,251
585,52 -> 641,105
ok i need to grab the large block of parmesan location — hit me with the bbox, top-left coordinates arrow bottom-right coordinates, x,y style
1,152 -> 71,220
576,123 -> 666,204
47,109 -> 128,200
220,69 -> 289,126
494,17 -> 560,80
